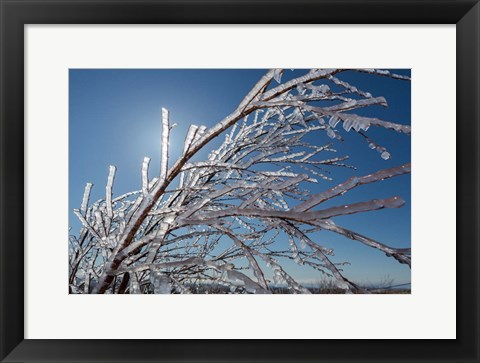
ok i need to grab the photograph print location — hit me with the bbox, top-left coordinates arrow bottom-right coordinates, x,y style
69,69 -> 411,294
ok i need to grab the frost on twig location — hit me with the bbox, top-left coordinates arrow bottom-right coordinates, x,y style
69,69 -> 411,294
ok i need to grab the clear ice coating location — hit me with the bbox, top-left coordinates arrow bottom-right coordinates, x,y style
69,68 -> 411,295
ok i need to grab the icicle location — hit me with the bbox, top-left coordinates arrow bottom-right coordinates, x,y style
343,119 -> 353,132
327,128 -> 336,139
329,115 -> 340,128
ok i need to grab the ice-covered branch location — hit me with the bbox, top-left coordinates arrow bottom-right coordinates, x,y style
356,68 -> 411,80
160,108 -> 170,182
106,165 -> 116,220
294,163 -> 411,212
180,196 -> 405,226
70,68 -> 411,294
80,182 -> 93,215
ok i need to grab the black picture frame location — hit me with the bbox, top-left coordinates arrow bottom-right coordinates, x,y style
1,1 -> 478,362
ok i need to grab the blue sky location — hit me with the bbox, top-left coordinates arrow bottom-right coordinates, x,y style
69,69 -> 411,287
